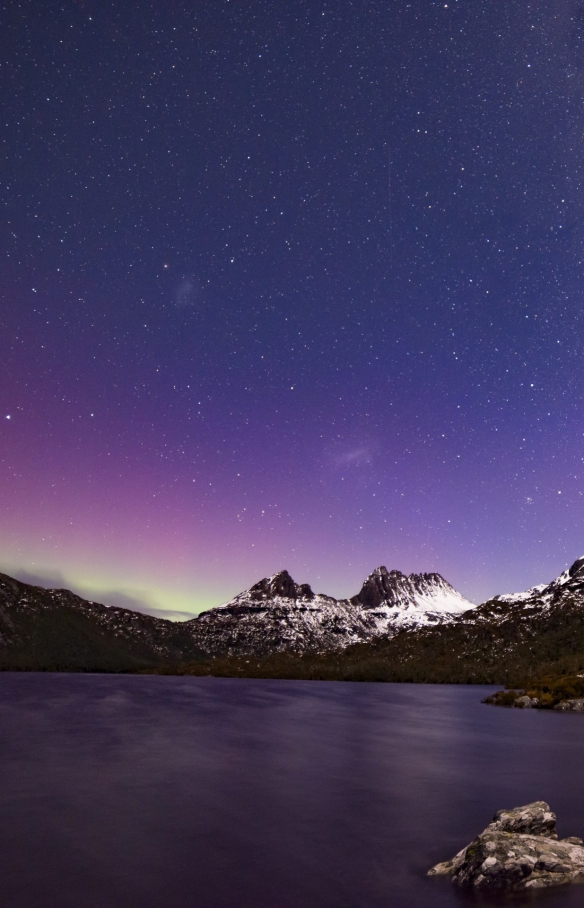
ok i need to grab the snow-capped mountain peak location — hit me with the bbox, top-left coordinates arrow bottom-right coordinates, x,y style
188,565 -> 476,657
351,566 -> 473,615
238,569 -> 318,603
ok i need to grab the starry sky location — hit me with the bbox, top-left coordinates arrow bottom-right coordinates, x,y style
2,0 -> 584,617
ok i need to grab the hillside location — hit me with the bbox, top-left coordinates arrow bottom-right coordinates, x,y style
171,570 -> 584,685
0,563 -> 476,670
0,572 -> 208,672
3,557 -> 584,682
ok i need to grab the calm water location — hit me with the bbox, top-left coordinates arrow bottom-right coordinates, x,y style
2,676 -> 584,908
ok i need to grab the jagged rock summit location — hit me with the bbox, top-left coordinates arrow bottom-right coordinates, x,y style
234,569 -> 318,602
429,801 -> 584,892
186,566 -> 475,657
351,565 -> 472,616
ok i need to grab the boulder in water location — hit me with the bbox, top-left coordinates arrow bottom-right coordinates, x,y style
429,802 -> 584,892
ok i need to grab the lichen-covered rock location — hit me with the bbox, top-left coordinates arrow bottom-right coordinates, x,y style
429,802 -> 584,892
514,694 -> 539,708
490,801 -> 557,837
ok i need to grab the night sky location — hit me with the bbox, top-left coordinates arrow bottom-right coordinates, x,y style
2,0 -> 584,617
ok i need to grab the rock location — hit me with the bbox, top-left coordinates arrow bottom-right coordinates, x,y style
554,698 -> 584,712
491,801 -> 557,837
514,694 -> 539,708
429,802 -> 584,892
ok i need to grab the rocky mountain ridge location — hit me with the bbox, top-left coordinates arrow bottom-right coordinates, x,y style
0,562 -> 475,669
181,556 -> 584,684
2,556 -> 584,673
188,566 -> 475,657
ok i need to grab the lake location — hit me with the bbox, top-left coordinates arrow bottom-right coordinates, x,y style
1,674 -> 584,907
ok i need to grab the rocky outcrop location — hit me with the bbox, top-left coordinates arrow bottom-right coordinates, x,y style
514,695 -> 539,708
429,802 -> 584,892
485,684 -> 584,711
554,698 -> 584,712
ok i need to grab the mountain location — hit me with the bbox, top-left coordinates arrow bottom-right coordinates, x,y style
351,566 -> 474,624
0,563 -> 475,668
4,556 -> 584,678
187,567 -> 475,657
0,571 -> 208,671
183,556 -> 584,684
